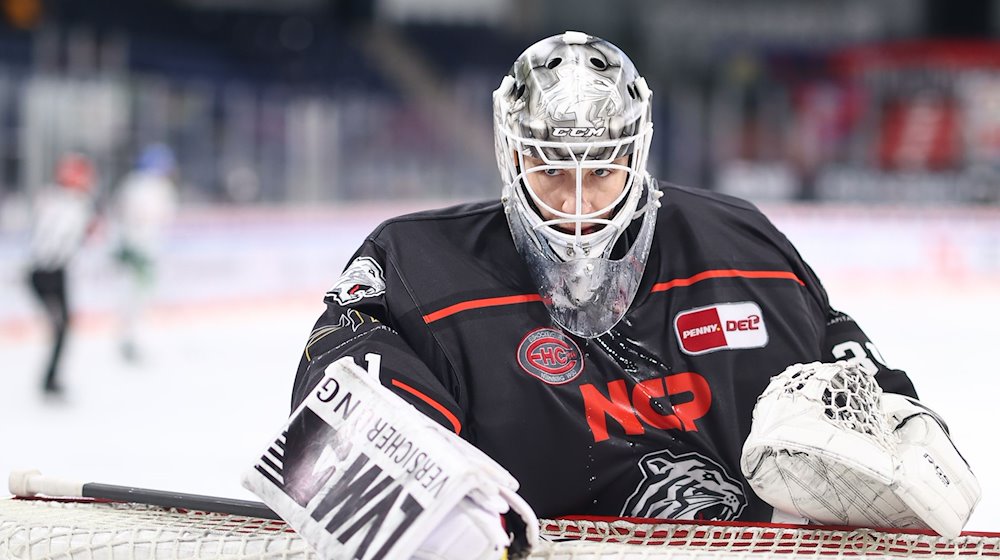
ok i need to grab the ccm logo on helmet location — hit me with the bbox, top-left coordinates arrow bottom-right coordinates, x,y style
551,126 -> 606,138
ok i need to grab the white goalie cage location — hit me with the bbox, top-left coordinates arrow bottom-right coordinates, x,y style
2,497 -> 1000,560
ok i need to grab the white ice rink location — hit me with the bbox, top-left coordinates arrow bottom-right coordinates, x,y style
0,203 -> 998,532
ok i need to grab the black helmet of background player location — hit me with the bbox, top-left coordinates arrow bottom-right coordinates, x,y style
55,153 -> 96,193
493,31 -> 661,338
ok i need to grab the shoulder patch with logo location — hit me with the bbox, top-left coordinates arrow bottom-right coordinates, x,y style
516,328 -> 584,385
327,256 -> 386,306
674,301 -> 768,355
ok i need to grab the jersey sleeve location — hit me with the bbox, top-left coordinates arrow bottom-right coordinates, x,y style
290,239 -> 467,436
820,307 -> 917,398
765,215 -> 918,399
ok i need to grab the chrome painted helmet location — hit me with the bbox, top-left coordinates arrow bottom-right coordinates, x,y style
494,31 -> 660,338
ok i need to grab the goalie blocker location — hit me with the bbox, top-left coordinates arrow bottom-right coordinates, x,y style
243,357 -> 538,560
740,361 -> 980,538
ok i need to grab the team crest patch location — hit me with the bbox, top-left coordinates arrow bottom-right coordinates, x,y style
621,449 -> 746,521
327,256 -> 386,306
516,328 -> 584,385
674,301 -> 768,355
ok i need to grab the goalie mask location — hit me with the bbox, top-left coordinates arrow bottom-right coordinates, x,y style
494,31 -> 659,338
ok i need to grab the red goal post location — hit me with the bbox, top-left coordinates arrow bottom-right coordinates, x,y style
2,497 -> 999,560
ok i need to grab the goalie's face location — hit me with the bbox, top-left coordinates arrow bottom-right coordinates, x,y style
521,154 -> 630,237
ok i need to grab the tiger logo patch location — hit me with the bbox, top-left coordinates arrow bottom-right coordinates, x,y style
327,256 -> 386,306
621,449 -> 746,521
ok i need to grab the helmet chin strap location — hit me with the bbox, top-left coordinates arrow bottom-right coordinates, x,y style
548,229 -> 615,261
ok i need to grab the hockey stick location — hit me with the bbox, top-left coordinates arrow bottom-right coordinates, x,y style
8,469 -> 280,520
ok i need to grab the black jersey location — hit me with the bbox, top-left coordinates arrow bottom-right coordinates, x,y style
292,181 -> 917,522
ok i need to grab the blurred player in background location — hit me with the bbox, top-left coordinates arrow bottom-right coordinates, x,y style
26,152 -> 98,397
266,32 -> 979,558
112,143 -> 178,363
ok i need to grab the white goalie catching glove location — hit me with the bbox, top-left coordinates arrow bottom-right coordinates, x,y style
740,361 -> 980,538
243,357 -> 538,560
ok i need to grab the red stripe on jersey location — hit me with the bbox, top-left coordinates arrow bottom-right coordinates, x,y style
423,294 -> 544,324
421,271 -> 800,323
651,269 -> 804,293
390,379 -> 463,435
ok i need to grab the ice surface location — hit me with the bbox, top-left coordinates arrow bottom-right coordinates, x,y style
0,299 -> 323,505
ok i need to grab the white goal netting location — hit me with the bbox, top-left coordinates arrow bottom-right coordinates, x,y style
1,497 -> 998,560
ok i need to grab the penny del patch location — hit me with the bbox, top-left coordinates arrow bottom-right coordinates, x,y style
674,302 -> 768,355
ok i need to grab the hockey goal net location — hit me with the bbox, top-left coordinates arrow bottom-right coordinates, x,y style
1,497 -> 998,560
